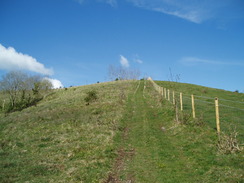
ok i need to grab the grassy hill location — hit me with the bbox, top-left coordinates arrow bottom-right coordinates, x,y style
154,80 -> 244,143
0,80 -> 243,182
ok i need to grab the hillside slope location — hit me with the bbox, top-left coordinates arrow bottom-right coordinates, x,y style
154,80 -> 244,143
0,81 -> 138,182
107,80 -> 243,182
0,80 -> 243,182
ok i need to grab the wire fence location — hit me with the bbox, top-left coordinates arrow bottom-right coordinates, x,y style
148,77 -> 244,144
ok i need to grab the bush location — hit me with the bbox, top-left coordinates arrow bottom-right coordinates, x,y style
217,129 -> 242,154
84,90 -> 98,105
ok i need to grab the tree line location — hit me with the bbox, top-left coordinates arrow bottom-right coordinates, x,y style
0,71 -> 53,113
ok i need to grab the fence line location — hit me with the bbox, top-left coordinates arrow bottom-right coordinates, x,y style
174,89 -> 244,106
219,104 -> 244,111
147,77 -> 244,143
219,98 -> 244,104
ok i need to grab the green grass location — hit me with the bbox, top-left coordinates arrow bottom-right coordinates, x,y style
154,80 -> 244,144
0,81 -> 138,182
0,80 -> 243,182
113,80 -> 243,182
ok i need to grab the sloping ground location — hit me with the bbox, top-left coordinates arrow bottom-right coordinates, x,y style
154,80 -> 244,144
107,80 -> 243,182
0,80 -> 243,182
0,81 -> 138,182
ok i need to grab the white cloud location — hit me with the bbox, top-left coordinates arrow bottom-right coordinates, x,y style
133,54 -> 143,64
44,77 -> 64,89
120,55 -> 130,67
75,0 -> 241,23
135,59 -> 143,64
127,0 -> 228,23
75,0 -> 117,7
75,0 -> 85,4
102,0 -> 117,7
153,7 -> 202,24
180,57 -> 244,66
0,44 -> 53,75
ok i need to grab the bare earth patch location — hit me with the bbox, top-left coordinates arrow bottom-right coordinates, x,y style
104,127 -> 135,183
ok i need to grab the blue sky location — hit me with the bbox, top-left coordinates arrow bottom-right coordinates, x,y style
0,0 -> 244,91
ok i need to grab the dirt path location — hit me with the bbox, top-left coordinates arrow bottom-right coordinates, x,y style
104,127 -> 134,183
105,80 -> 154,183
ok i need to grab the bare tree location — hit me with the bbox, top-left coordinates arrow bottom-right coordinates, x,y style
0,71 -> 52,112
0,71 -> 28,108
108,65 -> 140,81
108,65 -> 117,81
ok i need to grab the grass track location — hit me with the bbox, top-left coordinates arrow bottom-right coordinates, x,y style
113,80 -> 243,183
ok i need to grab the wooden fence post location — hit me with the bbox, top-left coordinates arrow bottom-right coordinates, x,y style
173,91 -> 175,105
191,94 -> 196,118
215,97 -> 220,134
168,89 -> 170,101
180,92 -> 183,111
2,100 -> 5,111
164,88 -> 167,99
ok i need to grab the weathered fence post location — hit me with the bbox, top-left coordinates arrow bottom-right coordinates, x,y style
180,92 -> 183,111
164,88 -> 167,99
168,89 -> 170,101
2,100 -> 5,111
215,97 -> 220,134
191,94 -> 196,118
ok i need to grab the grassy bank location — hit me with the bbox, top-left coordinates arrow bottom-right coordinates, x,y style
154,80 -> 244,144
0,81 -> 137,182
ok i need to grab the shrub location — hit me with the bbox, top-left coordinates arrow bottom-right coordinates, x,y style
84,90 -> 98,105
202,89 -> 208,94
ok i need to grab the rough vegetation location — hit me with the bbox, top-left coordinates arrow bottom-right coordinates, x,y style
217,130 -> 242,154
0,80 -> 243,182
0,71 -> 52,113
84,90 -> 98,105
